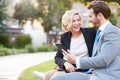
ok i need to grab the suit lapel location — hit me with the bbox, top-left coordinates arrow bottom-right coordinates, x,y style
93,37 -> 102,56
93,23 -> 112,56
93,30 -> 104,56
64,32 -> 71,49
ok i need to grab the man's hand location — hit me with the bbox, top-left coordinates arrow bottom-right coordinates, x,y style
62,49 -> 76,64
64,62 -> 77,72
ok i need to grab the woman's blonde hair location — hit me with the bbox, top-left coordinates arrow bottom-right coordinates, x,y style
62,9 -> 82,31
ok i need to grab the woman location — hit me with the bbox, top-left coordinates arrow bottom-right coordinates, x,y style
44,9 -> 96,80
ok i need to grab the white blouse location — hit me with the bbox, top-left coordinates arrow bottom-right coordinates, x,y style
70,34 -> 88,58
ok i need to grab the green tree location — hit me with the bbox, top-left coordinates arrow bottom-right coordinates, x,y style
109,13 -> 117,26
0,0 -> 8,33
36,0 -> 71,32
13,0 -> 119,33
117,8 -> 120,16
71,0 -> 120,26
71,0 -> 120,5
13,0 -> 71,32
13,0 -> 38,25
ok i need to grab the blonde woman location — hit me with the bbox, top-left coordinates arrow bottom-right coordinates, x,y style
44,9 -> 96,80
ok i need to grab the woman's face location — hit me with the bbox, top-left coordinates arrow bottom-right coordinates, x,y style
70,14 -> 81,32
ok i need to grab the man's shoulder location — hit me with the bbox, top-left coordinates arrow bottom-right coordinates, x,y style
106,23 -> 120,32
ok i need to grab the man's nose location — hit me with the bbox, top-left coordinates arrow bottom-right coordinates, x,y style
88,18 -> 91,22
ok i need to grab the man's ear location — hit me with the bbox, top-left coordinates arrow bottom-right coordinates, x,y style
97,12 -> 103,20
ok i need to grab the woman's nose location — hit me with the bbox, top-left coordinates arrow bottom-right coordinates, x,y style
75,21 -> 79,24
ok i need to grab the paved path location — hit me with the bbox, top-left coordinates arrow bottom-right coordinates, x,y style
0,52 -> 56,80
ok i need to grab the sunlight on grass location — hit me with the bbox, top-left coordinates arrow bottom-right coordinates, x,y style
18,60 -> 56,80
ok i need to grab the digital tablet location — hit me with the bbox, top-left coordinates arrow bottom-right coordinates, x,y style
55,43 -> 67,52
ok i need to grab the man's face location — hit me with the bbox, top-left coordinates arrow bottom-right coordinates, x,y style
88,9 -> 101,28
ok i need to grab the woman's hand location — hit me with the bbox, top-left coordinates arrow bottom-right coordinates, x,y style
64,62 -> 77,72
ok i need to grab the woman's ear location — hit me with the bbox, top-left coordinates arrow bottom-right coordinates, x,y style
66,26 -> 71,31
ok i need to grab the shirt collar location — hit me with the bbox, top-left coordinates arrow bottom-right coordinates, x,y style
99,20 -> 110,31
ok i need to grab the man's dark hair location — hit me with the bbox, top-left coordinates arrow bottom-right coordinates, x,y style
88,1 -> 111,19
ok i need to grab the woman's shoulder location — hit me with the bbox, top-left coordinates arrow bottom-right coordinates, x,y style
61,31 -> 71,37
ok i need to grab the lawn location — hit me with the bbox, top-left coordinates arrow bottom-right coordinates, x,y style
18,60 -> 56,80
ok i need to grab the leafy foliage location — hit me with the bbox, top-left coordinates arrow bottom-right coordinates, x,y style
13,0 -> 71,32
0,45 -> 12,56
36,44 -> 57,52
15,34 -> 32,48
0,34 -> 10,47
13,0 -> 38,25
117,7 -> 120,16
13,0 -> 120,32
110,13 -> 117,26
36,0 -> 71,32
0,0 -> 8,33
71,0 -> 120,5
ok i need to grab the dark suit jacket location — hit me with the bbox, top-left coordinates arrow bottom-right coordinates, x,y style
54,28 -> 96,72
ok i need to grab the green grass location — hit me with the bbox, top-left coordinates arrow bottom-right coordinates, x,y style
18,60 -> 56,80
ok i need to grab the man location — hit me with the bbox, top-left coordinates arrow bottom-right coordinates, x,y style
51,1 -> 120,80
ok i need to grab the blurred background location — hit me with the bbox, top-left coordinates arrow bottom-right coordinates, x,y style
0,0 -> 120,56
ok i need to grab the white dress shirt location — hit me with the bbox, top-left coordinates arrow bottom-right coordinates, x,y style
70,34 -> 88,58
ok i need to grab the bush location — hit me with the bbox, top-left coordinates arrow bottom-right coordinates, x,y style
15,49 -> 27,54
36,44 -> 57,52
0,34 -> 10,47
25,44 -> 35,53
15,34 -> 32,48
0,45 -> 4,56
0,45 -> 12,56
110,13 -> 117,26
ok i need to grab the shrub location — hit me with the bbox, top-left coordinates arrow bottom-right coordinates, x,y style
15,34 -> 32,48
15,49 -> 27,54
0,45 -> 12,56
14,48 -> 28,54
110,13 -> 117,26
25,44 -> 35,53
36,44 -> 57,52
0,34 -> 10,47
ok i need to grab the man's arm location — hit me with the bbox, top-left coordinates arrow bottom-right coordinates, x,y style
80,27 -> 120,69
